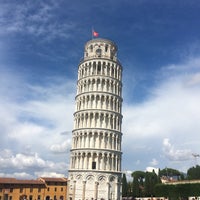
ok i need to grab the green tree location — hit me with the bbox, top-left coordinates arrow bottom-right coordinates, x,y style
131,171 -> 145,197
122,173 -> 128,197
127,182 -> 132,197
159,167 -> 182,180
144,170 -> 159,196
132,174 -> 140,197
155,183 -> 200,199
187,165 -> 200,179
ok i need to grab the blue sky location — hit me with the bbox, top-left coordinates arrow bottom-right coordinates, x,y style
1,0 -> 200,179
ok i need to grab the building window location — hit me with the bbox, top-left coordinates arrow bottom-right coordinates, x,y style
30,187 -> 33,193
61,187 -> 63,192
54,187 -> 57,192
54,195 -> 56,200
47,187 -> 50,191
97,62 -> 101,73
90,45 -> 93,52
20,188 -> 23,193
105,44 -> 108,52
92,161 -> 96,169
38,195 -> 41,200
29,195 -> 32,200
10,188 -> 13,193
0,188 -> 2,192
38,187 -> 41,193
9,196 -> 12,200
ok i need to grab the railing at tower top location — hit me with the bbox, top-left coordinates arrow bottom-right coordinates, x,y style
79,56 -> 122,66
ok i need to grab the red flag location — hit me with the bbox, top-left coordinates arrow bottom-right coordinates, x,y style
93,30 -> 99,37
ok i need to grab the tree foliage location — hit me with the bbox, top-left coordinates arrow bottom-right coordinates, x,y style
131,171 -> 145,197
187,165 -> 200,180
122,173 -> 128,197
155,183 -> 200,199
144,170 -> 159,196
130,170 -> 160,197
121,166 -> 200,199
159,168 -> 181,178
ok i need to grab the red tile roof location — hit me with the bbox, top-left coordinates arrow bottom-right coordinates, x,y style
0,177 -> 45,185
39,177 -> 67,183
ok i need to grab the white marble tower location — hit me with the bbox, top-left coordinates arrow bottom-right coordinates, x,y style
68,38 -> 123,200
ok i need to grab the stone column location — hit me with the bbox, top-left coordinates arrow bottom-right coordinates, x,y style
94,181 -> 99,200
73,181 -> 76,200
82,181 -> 86,200
112,136 -> 115,149
107,182 -> 110,200
115,155 -> 118,171
101,154 -> 105,170
115,182 -> 119,200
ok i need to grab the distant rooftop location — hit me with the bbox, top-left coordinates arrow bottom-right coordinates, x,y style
0,177 -> 67,185
0,177 -> 44,185
39,177 -> 67,182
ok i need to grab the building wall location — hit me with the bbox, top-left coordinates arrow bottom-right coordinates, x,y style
0,177 -> 67,200
0,185 -> 46,200
43,182 -> 67,200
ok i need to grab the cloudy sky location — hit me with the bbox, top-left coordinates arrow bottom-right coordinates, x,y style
1,0 -> 200,179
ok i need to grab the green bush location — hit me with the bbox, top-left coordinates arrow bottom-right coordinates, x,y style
154,183 -> 200,198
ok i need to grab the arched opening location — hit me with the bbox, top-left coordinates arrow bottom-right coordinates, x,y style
105,44 -> 108,52
97,62 -> 101,74
90,45 -> 93,52
45,196 -> 50,200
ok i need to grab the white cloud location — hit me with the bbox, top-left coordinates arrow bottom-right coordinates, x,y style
0,149 -> 68,176
162,138 -> 193,161
8,123 -> 47,142
136,160 -> 141,165
35,172 -> 66,178
164,57 -> 200,72
146,167 -> 159,175
149,158 -> 159,166
0,172 -> 34,180
13,153 -> 45,169
0,150 -> 41,169
0,67 -> 74,178
0,69 -> 75,141
124,72 -> 200,139
123,74 -> 200,140
0,1 -> 75,40
122,56 -> 200,171
123,170 -> 133,182
186,72 -> 200,86
50,139 -> 71,153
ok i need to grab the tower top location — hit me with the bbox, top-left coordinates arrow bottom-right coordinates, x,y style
85,38 -> 118,50
84,38 -> 118,61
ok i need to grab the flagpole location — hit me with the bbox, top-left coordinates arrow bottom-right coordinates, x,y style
92,27 -> 94,39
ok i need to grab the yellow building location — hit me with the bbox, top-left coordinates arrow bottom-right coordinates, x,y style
0,177 -> 67,200
39,177 -> 67,200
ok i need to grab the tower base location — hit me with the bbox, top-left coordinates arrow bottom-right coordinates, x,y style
67,171 -> 122,200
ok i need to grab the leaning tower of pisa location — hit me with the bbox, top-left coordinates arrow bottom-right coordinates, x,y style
68,38 -> 123,200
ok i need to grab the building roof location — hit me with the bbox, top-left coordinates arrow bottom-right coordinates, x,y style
0,177 -> 68,186
0,177 -> 45,185
39,177 -> 67,183
164,179 -> 200,185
